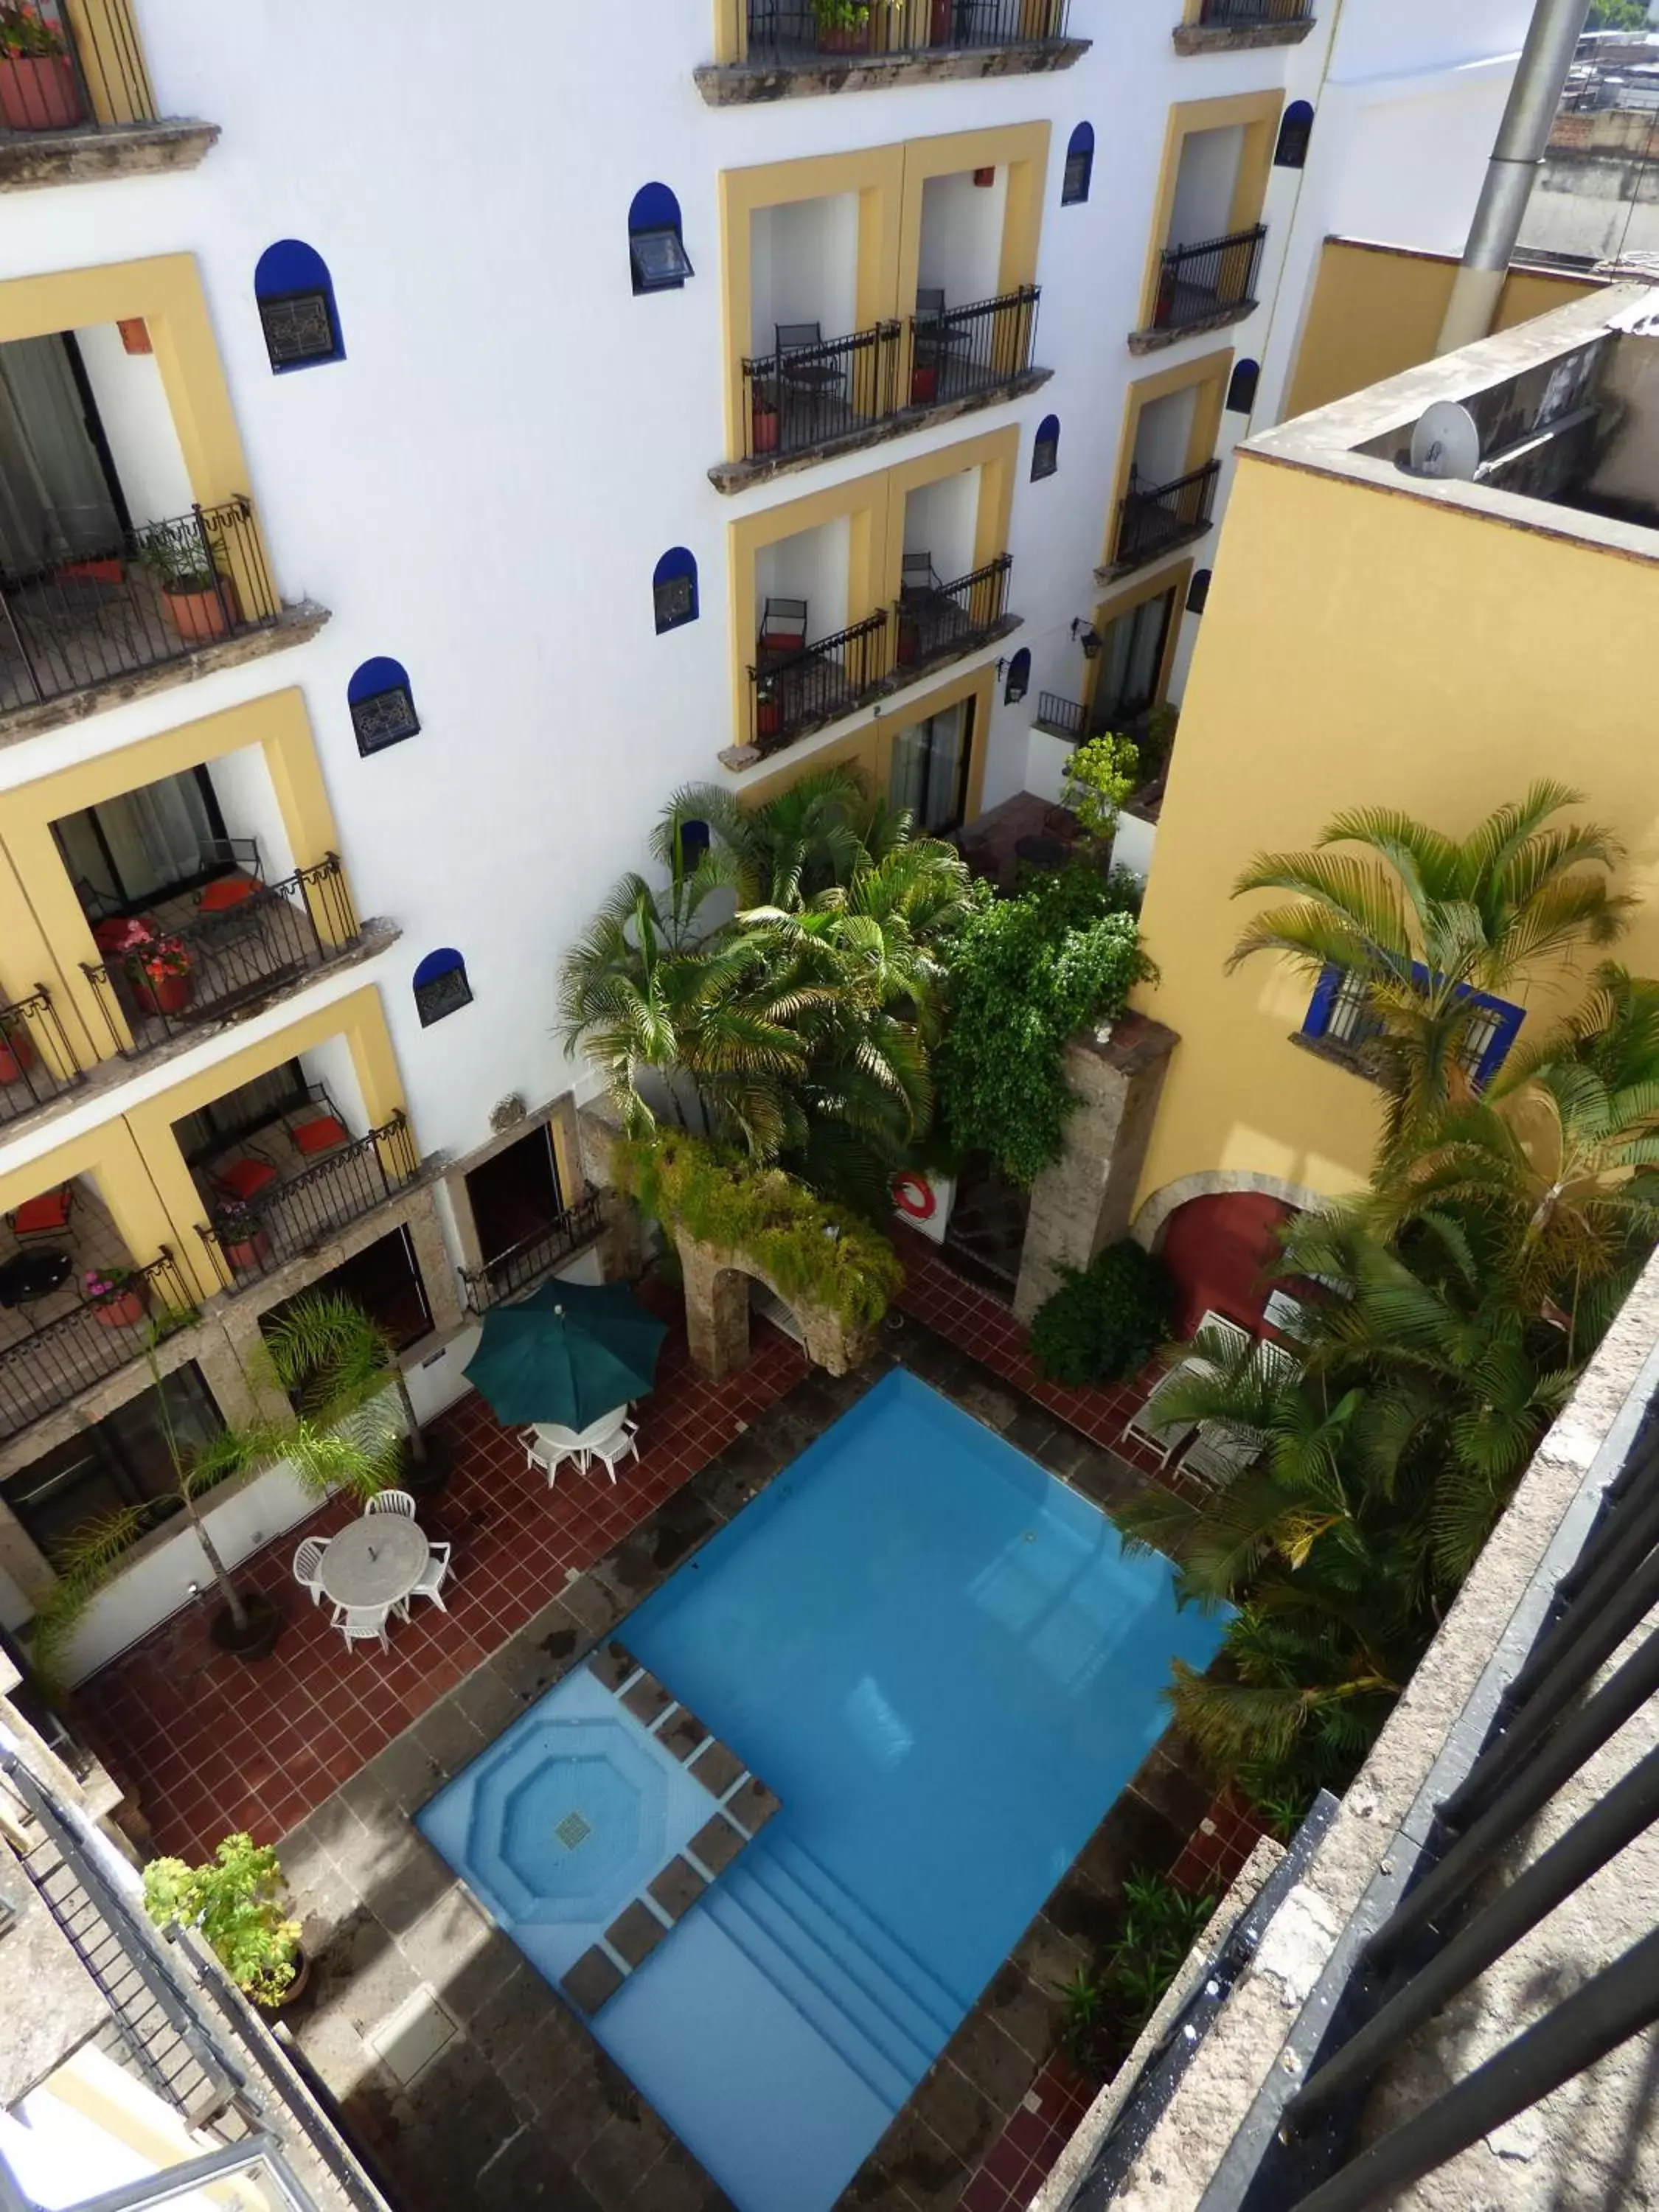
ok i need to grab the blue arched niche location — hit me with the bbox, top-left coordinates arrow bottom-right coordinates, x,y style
347,656 -> 420,757
629,183 -> 694,295
1062,124 -> 1093,206
653,547 -> 698,634
412,947 -> 472,1028
254,240 -> 345,372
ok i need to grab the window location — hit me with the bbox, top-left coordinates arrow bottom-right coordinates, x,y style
1031,414 -> 1060,481
412,947 -> 471,1027
1061,123 -> 1094,206
1275,101 -> 1314,170
1225,358 -> 1260,414
889,698 -> 973,835
347,656 -> 420,757
465,1124 -> 563,1268
1186,568 -> 1211,615
1,1366 -> 223,1557
1003,647 -> 1031,704
1301,966 -> 1524,1087
653,546 -> 698,634
676,818 -> 712,868
629,182 -> 693,295
1093,588 -> 1175,726
254,240 -> 345,372
268,1227 -> 433,1354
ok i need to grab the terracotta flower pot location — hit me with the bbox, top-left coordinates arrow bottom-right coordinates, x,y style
752,401 -> 780,455
161,577 -> 239,644
223,1228 -> 272,1274
91,1290 -> 146,1328
0,54 -> 83,132
0,1031 -> 35,1085
757,695 -> 780,740
817,18 -> 870,51
130,967 -> 192,1017
910,364 -> 939,406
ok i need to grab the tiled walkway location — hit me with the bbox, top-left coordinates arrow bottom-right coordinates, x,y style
960,2053 -> 1097,2212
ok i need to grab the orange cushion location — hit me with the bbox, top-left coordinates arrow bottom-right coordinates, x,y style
13,1189 -> 70,1234
218,1157 -> 276,1201
291,1116 -> 348,1156
198,874 -> 258,913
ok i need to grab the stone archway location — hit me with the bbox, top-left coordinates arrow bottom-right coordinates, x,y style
1131,1169 -> 1332,1251
1132,1171 -> 1333,1340
678,1234 -> 872,1383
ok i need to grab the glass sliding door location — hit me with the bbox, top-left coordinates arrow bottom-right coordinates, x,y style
888,697 -> 973,834
1092,588 -> 1175,728
52,763 -> 228,920
0,333 -> 125,577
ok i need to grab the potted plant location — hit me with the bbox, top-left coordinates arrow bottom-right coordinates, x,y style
84,1265 -> 147,1329
814,0 -> 872,52
0,1012 -> 35,1086
136,526 -> 238,644
212,1198 -> 271,1277
1061,729 -> 1141,862
910,357 -> 939,406
751,385 -> 781,456
0,5 -> 83,132
142,1834 -> 307,2012
101,917 -> 194,1018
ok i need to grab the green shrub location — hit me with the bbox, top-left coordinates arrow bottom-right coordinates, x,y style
1029,1240 -> 1175,1387
1060,1867 -> 1217,2073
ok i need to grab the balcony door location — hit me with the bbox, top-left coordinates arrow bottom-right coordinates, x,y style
0,333 -> 126,578
52,764 -> 228,921
465,1124 -> 563,1267
1093,589 -> 1175,728
890,697 -> 973,835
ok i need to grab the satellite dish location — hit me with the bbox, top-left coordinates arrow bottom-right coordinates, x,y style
1410,400 -> 1481,480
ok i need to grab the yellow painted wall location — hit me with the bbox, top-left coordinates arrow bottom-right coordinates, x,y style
1130,453 -> 1659,1220
60,0 -> 157,125
1136,91 -> 1283,333
1283,242 -> 1601,422
739,659 -> 995,820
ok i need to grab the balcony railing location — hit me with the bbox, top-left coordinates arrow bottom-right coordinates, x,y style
0,498 -> 276,716
459,1192 -> 608,1315
742,322 -> 902,462
1197,0 -> 1312,22
198,1114 -> 421,1290
751,610 -> 891,755
1033,690 -> 1088,742
744,0 -> 1071,63
894,553 -> 1012,675
80,855 -> 364,1061
0,987 -> 85,1127
1113,458 -> 1222,571
1147,223 -> 1267,335
0,1249 -> 195,1443
909,285 -> 1041,408
0,0 -> 158,137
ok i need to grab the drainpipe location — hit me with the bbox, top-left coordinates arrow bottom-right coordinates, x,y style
1437,0 -> 1592,353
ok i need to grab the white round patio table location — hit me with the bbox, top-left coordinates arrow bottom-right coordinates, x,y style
317,1517 -> 429,1612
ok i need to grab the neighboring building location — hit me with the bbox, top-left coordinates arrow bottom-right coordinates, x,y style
1521,25 -> 1659,262
1088,271 -> 1659,1320
0,0 -> 1533,1683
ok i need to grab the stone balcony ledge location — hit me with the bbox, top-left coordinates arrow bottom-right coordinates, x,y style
0,118 -> 219,193
709,366 -> 1052,495
1128,299 -> 1260,358
1172,18 -> 1314,55
695,36 -> 1088,104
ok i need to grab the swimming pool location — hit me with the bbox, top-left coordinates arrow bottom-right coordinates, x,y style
419,1369 -> 1225,2211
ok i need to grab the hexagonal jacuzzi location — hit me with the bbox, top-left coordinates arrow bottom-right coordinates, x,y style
418,1663 -> 714,1989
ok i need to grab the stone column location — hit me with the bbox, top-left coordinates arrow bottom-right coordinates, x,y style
1012,1012 -> 1178,1324
679,1242 -> 751,1382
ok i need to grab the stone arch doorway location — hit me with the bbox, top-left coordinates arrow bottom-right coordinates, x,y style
1133,1172 -> 1329,1339
678,1237 -> 870,1383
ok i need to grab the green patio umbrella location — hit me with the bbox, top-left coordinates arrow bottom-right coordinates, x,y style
463,1279 -> 669,1430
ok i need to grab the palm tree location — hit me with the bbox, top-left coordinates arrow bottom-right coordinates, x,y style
1228,782 -> 1632,1154
261,1290 -> 431,1471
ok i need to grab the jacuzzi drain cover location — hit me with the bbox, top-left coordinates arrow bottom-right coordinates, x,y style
554,1810 -> 592,1851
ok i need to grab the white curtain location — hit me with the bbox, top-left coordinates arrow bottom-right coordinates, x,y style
54,770 -> 215,912
0,335 -> 119,574
890,700 -> 967,832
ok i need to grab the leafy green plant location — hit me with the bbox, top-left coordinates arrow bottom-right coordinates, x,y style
1133,703 -> 1178,790
143,1834 -> 300,2006
935,869 -> 1153,1186
1062,731 -> 1140,852
1060,1869 -> 1217,2071
135,524 -> 220,594
1029,1241 -> 1175,1387
611,1129 -> 903,1332
812,0 -> 871,27
0,6 -> 67,58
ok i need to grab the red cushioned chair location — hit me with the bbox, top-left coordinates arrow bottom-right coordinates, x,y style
211,1152 -> 277,1204
290,1113 -> 349,1158
10,1185 -> 74,1242
195,837 -> 264,915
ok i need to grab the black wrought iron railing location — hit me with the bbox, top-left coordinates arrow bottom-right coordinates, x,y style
742,322 -> 902,462
751,609 -> 891,755
1033,690 -> 1087,741
0,0 -> 157,136
1147,223 -> 1267,334
894,552 -> 1012,673
459,1192 -> 607,1315
198,1115 -> 420,1290
743,0 -> 1071,63
1196,0 -> 1313,24
0,498 -> 276,717
1113,458 -> 1222,570
80,855 -> 362,1060
0,1249 -> 195,1443
0,987 -> 85,1126
909,285 -> 1041,407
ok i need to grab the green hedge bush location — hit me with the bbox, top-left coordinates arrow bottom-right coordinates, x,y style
1029,1239 -> 1175,1387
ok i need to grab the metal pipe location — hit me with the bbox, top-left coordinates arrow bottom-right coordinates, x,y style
1437,0 -> 1592,353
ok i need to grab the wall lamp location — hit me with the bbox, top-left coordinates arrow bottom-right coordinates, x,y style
1071,619 -> 1103,659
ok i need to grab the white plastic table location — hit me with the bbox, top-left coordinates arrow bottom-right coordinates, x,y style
317,1517 -> 429,1611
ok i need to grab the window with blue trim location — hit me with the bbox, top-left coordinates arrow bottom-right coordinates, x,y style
1004,647 -> 1031,704
1031,414 -> 1060,481
1062,124 -> 1094,206
348,656 -> 420,757
676,818 -> 712,869
254,240 -> 344,372
629,183 -> 693,295
412,948 -> 472,1028
1275,102 -> 1315,170
653,547 -> 698,634
1226,358 -> 1260,414
1301,964 -> 1523,1087
1186,568 -> 1211,615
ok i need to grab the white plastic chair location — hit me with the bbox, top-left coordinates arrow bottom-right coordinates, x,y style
586,1419 -> 641,1486
1182,1422 -> 1261,1489
524,1427 -> 585,1489
1193,1311 -> 1253,1364
292,1537 -> 328,1607
364,1489 -> 417,1519
337,1604 -> 392,1654
1120,1358 -> 1211,1467
395,1542 -> 453,1620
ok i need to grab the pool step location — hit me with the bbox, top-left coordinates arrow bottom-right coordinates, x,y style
759,1837 -> 961,2039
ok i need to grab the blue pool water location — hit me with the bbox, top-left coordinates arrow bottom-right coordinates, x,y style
421,1370 -> 1225,2211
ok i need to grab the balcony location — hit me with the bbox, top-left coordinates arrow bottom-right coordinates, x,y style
1131,225 -> 1267,354
894,552 -> 1014,678
79,855 -> 369,1061
196,1111 -> 422,1291
751,610 -> 892,757
0,987 -> 85,1129
459,1192 -> 608,1315
1099,458 -> 1221,580
698,0 -> 1088,105
1172,0 -> 1315,54
0,0 -> 217,189
717,288 -> 1046,491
